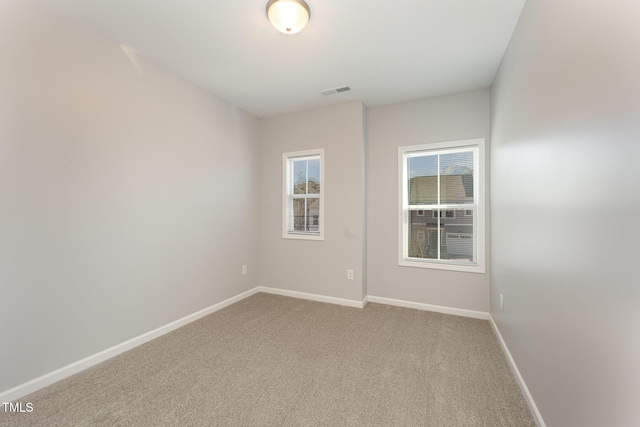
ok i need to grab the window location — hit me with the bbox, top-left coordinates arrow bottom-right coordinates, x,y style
283,149 -> 324,240
398,139 -> 485,273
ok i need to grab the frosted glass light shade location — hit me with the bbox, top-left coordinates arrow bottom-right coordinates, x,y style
266,0 -> 311,34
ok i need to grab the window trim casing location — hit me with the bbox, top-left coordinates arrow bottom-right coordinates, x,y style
282,148 -> 325,241
397,138 -> 485,273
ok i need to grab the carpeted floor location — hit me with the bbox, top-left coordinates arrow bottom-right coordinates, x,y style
1,293 -> 536,426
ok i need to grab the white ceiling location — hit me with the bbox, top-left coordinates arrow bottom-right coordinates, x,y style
35,0 -> 526,118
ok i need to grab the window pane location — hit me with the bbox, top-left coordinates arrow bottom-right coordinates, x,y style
441,208 -> 475,262
293,198 -> 305,231
293,160 -> 307,194
409,208 -> 475,262
439,151 -> 474,205
408,155 -> 438,205
306,198 -> 320,232
408,209 -> 438,259
308,159 -> 320,194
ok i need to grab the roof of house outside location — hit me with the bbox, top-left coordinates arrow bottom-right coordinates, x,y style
409,174 -> 473,204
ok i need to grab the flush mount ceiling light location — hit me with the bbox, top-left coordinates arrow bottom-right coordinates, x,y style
266,0 -> 311,34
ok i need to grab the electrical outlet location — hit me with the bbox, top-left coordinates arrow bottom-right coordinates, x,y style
347,269 -> 354,280
242,265 -> 247,276
499,294 -> 504,311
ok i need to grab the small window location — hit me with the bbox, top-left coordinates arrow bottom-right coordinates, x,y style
283,149 -> 324,240
417,210 -> 425,216
398,139 -> 485,273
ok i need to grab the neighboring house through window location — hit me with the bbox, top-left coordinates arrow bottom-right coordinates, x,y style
398,139 -> 485,273
283,149 -> 324,240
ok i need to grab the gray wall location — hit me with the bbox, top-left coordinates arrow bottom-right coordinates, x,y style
258,102 -> 366,303
0,1 -> 259,392
491,1 -> 640,426
367,90 -> 491,312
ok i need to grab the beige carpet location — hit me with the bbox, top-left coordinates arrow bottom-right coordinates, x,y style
1,293 -> 535,426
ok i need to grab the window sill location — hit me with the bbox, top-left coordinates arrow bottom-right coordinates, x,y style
282,232 -> 324,241
399,258 -> 485,274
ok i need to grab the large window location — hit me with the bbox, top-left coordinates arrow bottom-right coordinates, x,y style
398,139 -> 485,273
283,149 -> 324,240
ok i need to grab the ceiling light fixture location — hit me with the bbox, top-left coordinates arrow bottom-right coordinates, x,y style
266,0 -> 311,35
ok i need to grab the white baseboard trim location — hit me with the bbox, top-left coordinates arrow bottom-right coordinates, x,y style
367,295 -> 489,320
0,287 -> 260,402
257,286 -> 367,309
489,315 -> 546,427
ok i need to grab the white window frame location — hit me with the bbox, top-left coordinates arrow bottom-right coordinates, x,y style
398,138 -> 485,273
283,149 -> 325,241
